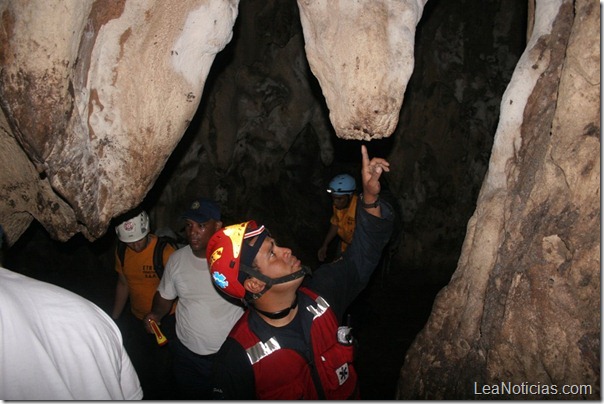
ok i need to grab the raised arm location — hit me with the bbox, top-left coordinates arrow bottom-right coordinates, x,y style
308,145 -> 395,318
359,144 -> 390,217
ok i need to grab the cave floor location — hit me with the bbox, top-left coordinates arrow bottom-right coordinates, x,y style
3,224 -> 446,400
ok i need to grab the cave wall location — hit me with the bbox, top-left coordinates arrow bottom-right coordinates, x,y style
144,0 -> 336,262
398,0 -> 600,398
387,0 -> 527,283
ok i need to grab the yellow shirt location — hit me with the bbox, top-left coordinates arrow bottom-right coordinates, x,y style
329,194 -> 358,252
115,235 -> 176,319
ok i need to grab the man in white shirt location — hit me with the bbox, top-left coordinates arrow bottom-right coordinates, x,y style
0,266 -> 143,400
144,198 -> 244,399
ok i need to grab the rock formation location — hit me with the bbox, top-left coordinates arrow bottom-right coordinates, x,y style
297,0 -> 427,140
397,0 -> 600,399
0,0 -> 239,243
0,0 -> 599,400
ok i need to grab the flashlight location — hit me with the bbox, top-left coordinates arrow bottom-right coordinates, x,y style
149,319 -> 168,346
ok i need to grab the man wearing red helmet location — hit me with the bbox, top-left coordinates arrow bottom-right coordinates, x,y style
207,145 -> 394,399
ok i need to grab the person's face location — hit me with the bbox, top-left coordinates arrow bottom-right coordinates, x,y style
126,235 -> 149,253
252,236 -> 304,288
185,218 -> 221,257
332,194 -> 351,210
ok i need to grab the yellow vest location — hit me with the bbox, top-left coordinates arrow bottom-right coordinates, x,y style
329,194 -> 358,252
115,235 -> 176,319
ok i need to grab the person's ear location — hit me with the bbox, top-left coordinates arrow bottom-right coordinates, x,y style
243,277 -> 266,294
215,220 -> 223,231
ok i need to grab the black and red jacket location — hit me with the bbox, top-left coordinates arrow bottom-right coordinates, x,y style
226,287 -> 357,399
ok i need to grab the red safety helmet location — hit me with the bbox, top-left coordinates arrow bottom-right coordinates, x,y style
208,220 -> 310,302
207,221 -> 264,300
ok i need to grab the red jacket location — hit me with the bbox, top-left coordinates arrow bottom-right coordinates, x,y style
227,287 -> 359,399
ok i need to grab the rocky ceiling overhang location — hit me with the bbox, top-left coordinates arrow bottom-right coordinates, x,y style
0,1 -> 240,243
0,0 -> 426,245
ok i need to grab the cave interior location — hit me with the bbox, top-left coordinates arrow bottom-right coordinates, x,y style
1,0 -> 528,400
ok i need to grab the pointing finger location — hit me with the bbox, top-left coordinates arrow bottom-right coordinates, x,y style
361,145 -> 370,168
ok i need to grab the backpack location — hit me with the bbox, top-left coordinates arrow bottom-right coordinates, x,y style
116,235 -> 178,279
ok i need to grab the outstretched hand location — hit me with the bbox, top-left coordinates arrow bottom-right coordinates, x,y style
361,144 -> 390,200
143,312 -> 161,334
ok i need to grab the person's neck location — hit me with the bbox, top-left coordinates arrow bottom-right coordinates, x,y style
254,292 -> 299,327
257,304 -> 298,327
190,245 -> 207,259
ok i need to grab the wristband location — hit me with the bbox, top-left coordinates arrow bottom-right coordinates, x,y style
359,193 -> 379,209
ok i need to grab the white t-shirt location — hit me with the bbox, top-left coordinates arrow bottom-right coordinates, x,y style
158,245 -> 244,355
0,267 -> 143,400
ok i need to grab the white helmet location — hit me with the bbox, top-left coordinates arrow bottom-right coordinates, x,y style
115,211 -> 150,243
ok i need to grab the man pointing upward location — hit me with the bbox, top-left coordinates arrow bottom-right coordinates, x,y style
207,145 -> 395,399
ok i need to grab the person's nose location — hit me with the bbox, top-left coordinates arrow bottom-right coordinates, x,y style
275,245 -> 292,258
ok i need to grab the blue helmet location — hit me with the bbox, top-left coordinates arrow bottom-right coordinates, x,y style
327,174 -> 356,195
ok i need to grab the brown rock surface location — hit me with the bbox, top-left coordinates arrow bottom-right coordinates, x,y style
297,0 -> 427,140
397,1 -> 600,399
0,0 -> 239,243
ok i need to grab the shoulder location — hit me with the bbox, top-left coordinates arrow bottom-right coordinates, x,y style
164,245 -> 191,270
169,245 -> 191,260
304,259 -> 351,296
155,235 -> 178,252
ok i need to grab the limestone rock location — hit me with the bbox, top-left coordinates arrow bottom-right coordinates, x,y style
297,0 -> 427,140
0,0 -> 239,243
397,0 -> 600,399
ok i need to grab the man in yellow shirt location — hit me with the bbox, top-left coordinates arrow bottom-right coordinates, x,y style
318,174 -> 358,262
111,210 -> 177,399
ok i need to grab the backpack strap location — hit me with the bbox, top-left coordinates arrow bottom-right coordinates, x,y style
153,236 -> 178,279
116,240 -> 127,268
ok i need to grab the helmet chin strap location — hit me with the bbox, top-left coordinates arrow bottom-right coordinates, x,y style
240,265 -> 312,302
250,266 -> 312,320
